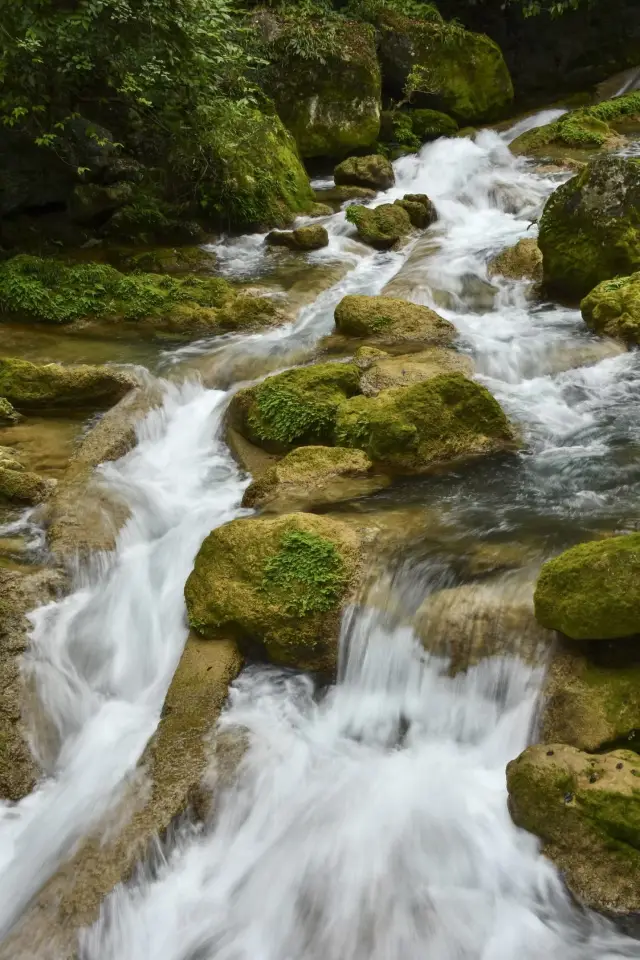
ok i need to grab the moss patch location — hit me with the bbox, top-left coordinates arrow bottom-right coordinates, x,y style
581,272 -> 640,344
511,92 -> 640,155
0,357 -> 134,413
334,154 -> 395,190
260,529 -> 348,616
346,203 -> 411,249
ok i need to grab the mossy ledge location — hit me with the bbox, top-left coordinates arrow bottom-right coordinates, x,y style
511,92 -> 640,155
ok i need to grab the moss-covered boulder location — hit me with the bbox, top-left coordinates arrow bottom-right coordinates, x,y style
259,14 -> 381,159
488,238 -> 543,283
0,450 -> 52,504
228,362 -> 361,453
265,224 -> 329,251
393,193 -> 437,229
242,445 -> 389,511
184,512 -> 361,672
0,357 -> 135,413
379,109 -> 458,149
68,181 -> 135,226
377,11 -> 513,124
0,398 -> 19,426
412,109 -> 458,141
507,743 -> 640,925
335,294 -> 456,346
345,203 -> 411,250
334,155 -> 395,190
358,347 -> 473,396
510,92 -> 640,156
581,272 -> 640,344
0,255 -> 282,337
538,156 -> 640,300
534,534 -> 640,640
335,374 -> 517,474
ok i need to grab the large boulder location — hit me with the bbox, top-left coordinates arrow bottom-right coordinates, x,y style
334,154 -> 395,190
259,14 -> 381,159
335,374 -> 518,474
510,92 -> 640,156
0,357 -> 135,413
507,743 -> 640,930
0,255 -> 282,336
538,156 -> 640,300
242,445 -> 389,512
377,10 -> 513,124
488,238 -> 542,283
227,362 -> 361,453
534,534 -> 640,640
357,347 -> 473,396
345,203 -> 411,249
184,513 -> 361,672
334,294 -> 457,347
581,272 -> 640,344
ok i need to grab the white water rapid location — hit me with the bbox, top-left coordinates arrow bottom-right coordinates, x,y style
1,114 -> 640,958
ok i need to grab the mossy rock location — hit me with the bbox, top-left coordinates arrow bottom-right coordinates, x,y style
0,357 -> 135,413
377,11 -> 513,124
242,445 -> 389,511
104,193 -> 205,245
538,156 -> 640,300
335,294 -> 456,346
308,203 -> 334,218
260,15 -> 381,159
359,347 -> 473,396
393,193 -> 437,229
227,361 -> 361,453
184,512 -> 361,672
0,398 -> 19,426
581,272 -> 640,344
488,238 -> 543,283
411,109 -> 458,141
265,225 -> 329,251
0,464 -> 51,505
315,185 -> 377,207
68,182 -> 136,226
119,246 -> 217,275
335,373 -> 518,474
507,743 -> 640,923
334,155 -> 395,190
534,534 -> 640,640
510,92 -> 640,156
345,203 -> 411,250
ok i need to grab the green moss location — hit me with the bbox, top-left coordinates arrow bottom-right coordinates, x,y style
119,247 -> 217,275
411,109 -> 458,140
0,398 -> 19,425
393,194 -> 436,228
335,294 -> 455,344
228,362 -> 361,453
538,156 -> 640,300
335,373 -> 517,473
487,238 -> 542,283
184,512 -> 360,672
511,92 -> 640,155
334,154 -> 395,190
380,108 -> 457,147
534,534 -> 640,639
345,203 -> 411,249
105,194 -> 204,244
265,225 -> 329,251
0,357 -> 133,413
581,272 -> 640,344
0,466 -> 49,505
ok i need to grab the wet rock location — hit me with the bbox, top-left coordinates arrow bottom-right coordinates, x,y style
335,374 -> 518,474
335,294 -> 457,347
0,568 -> 66,802
185,512 -> 361,673
242,445 -> 389,512
358,347 -> 473,396
0,462 -> 52,505
227,361 -> 361,454
507,743 -> 640,931
534,534 -> 640,640
68,181 -> 135,225
510,92 -> 640,155
0,397 -> 20,426
334,154 -> 395,190
308,203 -> 334,218
314,185 -> 377,206
265,224 -> 329,251
538,156 -> 640,300
394,193 -> 437,229
581,272 -> 640,345
488,238 -> 542,283
345,203 -> 411,250
0,357 -> 135,414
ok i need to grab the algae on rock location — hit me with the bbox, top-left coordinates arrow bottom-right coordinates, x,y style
265,225 -> 329,251
0,398 -> 19,426
488,238 -> 543,283
345,203 -> 411,250
0,357 -> 134,413
334,154 -> 395,190
510,92 -> 640,156
581,272 -> 640,344
335,294 -> 456,346
184,512 -> 361,672
394,194 -> 437,229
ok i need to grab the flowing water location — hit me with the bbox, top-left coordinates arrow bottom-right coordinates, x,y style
1,113 -> 639,957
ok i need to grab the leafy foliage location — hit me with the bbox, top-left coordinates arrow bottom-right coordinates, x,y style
261,529 -> 348,615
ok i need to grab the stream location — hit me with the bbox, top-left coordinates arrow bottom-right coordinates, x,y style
1,113 -> 639,958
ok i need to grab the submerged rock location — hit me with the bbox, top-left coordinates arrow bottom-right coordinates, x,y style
393,193 -> 437,228
334,154 -> 395,190
507,743 -> 640,929
265,224 -> 329,251
346,203 -> 411,249
534,534 -> 640,640
334,294 -> 456,347
242,445 -> 389,512
228,362 -> 361,453
488,238 -> 542,283
538,156 -> 640,300
358,347 -> 473,396
335,374 -> 518,474
185,512 -> 361,672
581,272 -> 640,344
0,357 -> 134,413
510,92 -> 640,155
